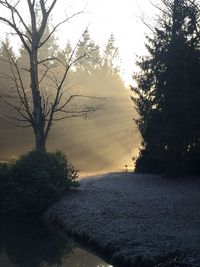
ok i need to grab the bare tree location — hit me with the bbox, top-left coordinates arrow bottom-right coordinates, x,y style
0,0 -> 99,151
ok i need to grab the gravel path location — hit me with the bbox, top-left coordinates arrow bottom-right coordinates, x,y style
45,172 -> 200,266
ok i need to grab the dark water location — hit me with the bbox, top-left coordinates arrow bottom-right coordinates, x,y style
0,216 -> 112,267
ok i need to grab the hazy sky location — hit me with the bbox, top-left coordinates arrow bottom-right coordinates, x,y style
52,0 -> 156,85
0,0 -> 157,84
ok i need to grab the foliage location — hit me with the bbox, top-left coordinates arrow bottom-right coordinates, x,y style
75,29 -> 102,73
132,0 -> 200,176
0,151 -> 79,216
135,149 -> 165,174
103,34 -> 120,74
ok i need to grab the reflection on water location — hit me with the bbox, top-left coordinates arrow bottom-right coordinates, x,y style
0,216 -> 112,267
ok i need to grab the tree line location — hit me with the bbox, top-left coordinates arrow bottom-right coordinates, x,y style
132,0 -> 200,176
0,1 -> 133,216
0,0 -> 123,154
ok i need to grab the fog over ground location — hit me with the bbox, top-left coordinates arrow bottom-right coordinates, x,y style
0,72 -> 140,171
0,0 -> 144,171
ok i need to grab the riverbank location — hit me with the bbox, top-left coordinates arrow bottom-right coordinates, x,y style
44,172 -> 200,267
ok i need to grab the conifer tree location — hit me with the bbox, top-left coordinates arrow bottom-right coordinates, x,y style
132,0 -> 200,175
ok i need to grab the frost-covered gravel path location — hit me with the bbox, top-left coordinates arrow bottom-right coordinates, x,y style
45,173 -> 200,266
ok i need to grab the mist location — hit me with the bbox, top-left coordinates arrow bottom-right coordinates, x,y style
0,31 -> 141,171
0,74 -> 140,171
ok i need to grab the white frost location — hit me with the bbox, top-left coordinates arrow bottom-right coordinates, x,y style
46,173 -> 200,265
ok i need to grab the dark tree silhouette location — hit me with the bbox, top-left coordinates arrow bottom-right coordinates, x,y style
132,0 -> 200,175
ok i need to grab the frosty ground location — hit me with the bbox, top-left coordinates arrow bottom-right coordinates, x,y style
45,172 -> 200,266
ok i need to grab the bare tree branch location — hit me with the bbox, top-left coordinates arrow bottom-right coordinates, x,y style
38,11 -> 83,48
1,42 -> 34,123
0,114 -> 32,127
0,1 -> 31,52
0,0 -> 100,151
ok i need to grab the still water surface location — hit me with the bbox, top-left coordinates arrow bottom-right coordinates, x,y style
0,216 -> 112,267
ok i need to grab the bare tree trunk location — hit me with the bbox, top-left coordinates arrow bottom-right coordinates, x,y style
34,127 -> 46,151
30,49 -> 46,151
0,1 -> 100,153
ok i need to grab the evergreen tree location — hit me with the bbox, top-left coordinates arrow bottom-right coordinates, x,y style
132,0 -> 200,175
102,34 -> 120,74
0,37 -> 16,95
75,30 -> 101,74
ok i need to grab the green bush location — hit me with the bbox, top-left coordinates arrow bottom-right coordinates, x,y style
0,151 -> 79,216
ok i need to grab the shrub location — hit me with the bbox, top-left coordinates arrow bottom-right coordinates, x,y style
186,148 -> 200,175
134,149 -> 164,174
0,151 -> 79,216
